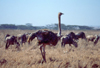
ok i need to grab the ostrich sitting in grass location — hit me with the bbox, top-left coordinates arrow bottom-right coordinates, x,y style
28,12 -> 63,63
5,34 -> 20,50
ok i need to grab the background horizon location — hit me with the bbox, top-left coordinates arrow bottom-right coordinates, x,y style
0,0 -> 100,27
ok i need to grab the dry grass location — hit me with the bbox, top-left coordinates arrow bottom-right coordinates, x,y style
0,29 -> 100,68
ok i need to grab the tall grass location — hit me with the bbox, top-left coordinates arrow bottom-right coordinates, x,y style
0,30 -> 100,68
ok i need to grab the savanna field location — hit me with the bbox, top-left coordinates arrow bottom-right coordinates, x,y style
0,29 -> 100,68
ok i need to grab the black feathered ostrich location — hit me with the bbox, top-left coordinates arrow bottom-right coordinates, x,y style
28,12 -> 63,63
75,32 -> 87,41
5,34 -> 20,50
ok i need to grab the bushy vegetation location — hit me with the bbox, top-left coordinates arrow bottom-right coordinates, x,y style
0,23 -> 97,30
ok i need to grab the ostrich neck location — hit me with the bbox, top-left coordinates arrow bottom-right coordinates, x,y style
58,16 -> 61,36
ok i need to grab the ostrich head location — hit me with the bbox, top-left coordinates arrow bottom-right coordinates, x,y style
27,33 -> 36,44
58,12 -> 63,37
58,12 -> 63,17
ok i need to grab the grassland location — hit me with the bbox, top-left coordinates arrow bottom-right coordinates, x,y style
0,29 -> 100,68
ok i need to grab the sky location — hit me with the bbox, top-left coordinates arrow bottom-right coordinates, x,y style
0,0 -> 100,26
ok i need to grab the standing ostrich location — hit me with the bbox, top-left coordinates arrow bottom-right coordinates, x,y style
31,12 -> 63,63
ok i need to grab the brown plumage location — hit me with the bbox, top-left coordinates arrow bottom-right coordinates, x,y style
30,12 -> 63,63
61,35 -> 78,48
87,35 -> 99,45
35,30 -> 58,46
5,34 -> 20,50
75,32 -> 87,41
27,32 -> 36,44
66,32 -> 78,40
16,33 -> 31,46
87,35 -> 96,42
61,32 -> 78,48
94,35 -> 99,45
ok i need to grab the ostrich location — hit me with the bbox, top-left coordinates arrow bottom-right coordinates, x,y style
17,34 -> 27,46
61,35 -> 78,48
87,35 -> 99,45
94,35 -> 99,45
60,32 -> 78,48
5,34 -> 10,39
75,32 -> 87,41
66,32 -> 78,41
27,32 -> 36,44
16,33 -> 31,46
61,32 -> 78,48
5,34 -> 20,50
30,12 -> 63,63
87,35 -> 96,42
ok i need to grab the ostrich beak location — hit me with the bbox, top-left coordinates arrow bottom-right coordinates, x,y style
62,13 -> 64,15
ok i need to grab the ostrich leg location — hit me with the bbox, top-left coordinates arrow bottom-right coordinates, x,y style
5,42 -> 9,49
61,42 -> 65,47
94,36 -> 99,45
5,43 -> 8,49
40,44 -> 46,63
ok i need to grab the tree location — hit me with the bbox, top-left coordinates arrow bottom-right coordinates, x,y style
26,23 -> 32,27
0,24 -> 17,29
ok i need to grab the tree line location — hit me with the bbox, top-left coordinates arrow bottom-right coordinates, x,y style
0,23 -> 99,30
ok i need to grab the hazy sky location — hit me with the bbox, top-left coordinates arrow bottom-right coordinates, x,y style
0,0 -> 100,26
